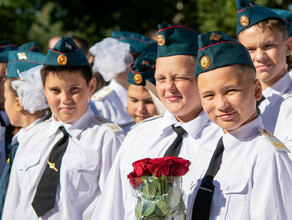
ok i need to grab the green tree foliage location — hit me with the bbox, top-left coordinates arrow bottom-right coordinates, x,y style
0,0 -> 289,51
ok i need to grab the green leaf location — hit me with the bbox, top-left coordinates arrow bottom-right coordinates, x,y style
135,197 -> 143,219
155,199 -> 169,216
142,201 -> 156,217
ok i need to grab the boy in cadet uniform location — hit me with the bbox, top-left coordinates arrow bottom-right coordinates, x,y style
92,24 -> 222,220
2,37 -> 125,219
191,31 -> 292,220
90,32 -> 157,130
235,0 -> 292,150
0,41 -> 18,175
126,52 -> 158,131
0,50 -> 49,213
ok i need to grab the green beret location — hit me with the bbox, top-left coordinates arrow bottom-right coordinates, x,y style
194,31 -> 255,76
18,42 -> 40,52
7,50 -> 45,78
112,31 -> 157,54
128,52 -> 156,86
236,0 -> 283,36
0,41 -> 18,62
156,24 -> 199,58
273,9 -> 292,37
43,37 -> 89,66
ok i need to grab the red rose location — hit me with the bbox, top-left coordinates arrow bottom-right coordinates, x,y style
169,156 -> 191,176
147,157 -> 173,177
127,171 -> 143,189
132,158 -> 152,177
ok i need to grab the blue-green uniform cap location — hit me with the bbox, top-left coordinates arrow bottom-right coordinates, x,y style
128,52 -> 156,86
236,0 -> 283,36
7,50 -> 45,78
156,24 -> 199,58
0,41 -> 18,62
273,9 -> 292,37
112,31 -> 157,54
43,37 -> 89,66
18,42 -> 40,52
194,31 -> 255,76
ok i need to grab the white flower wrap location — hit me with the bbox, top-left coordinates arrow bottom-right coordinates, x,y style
89,37 -> 134,82
11,65 -> 49,114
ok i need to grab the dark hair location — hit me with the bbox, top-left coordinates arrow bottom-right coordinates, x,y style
256,19 -> 288,39
40,65 -> 93,86
5,78 -> 19,97
71,36 -> 89,55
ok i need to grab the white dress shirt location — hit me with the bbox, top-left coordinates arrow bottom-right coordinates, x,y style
186,116 -> 292,219
2,107 -> 125,220
92,110 -> 223,220
90,79 -> 134,127
259,71 -> 292,143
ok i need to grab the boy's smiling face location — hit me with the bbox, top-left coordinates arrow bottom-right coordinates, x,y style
44,71 -> 96,123
238,25 -> 291,90
155,55 -> 202,122
197,65 -> 262,131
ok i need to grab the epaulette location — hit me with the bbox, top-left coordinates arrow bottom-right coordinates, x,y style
131,114 -> 163,129
91,86 -> 113,101
93,116 -> 123,133
258,128 -> 290,153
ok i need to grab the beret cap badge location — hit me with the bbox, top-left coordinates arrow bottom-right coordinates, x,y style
134,73 -> 143,84
57,54 -> 68,66
209,33 -> 222,41
240,15 -> 250,26
200,56 -> 211,69
157,35 -> 165,46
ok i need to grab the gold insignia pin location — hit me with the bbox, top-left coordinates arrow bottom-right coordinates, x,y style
240,15 -> 249,27
17,52 -> 27,60
157,34 -> 165,46
142,60 -> 149,66
210,33 -> 222,41
57,54 -> 67,66
48,161 -> 58,172
200,56 -> 211,69
134,73 -> 143,84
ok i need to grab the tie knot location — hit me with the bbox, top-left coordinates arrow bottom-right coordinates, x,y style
59,126 -> 68,136
172,125 -> 186,137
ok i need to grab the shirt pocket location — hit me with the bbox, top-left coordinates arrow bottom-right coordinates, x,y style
18,153 -> 41,187
61,152 -> 99,199
220,176 -> 249,219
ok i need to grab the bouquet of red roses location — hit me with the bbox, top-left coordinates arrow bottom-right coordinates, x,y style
127,156 -> 191,220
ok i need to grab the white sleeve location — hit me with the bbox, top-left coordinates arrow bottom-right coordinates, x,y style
98,130 -> 125,194
2,152 -> 21,218
250,152 -> 292,219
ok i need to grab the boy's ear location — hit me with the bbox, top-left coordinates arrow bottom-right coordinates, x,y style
88,77 -> 96,97
15,97 -> 23,111
254,79 -> 262,101
286,37 -> 292,56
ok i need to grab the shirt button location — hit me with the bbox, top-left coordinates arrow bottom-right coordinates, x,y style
224,184 -> 230,191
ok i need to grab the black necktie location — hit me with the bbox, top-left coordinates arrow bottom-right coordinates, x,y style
192,137 -> 224,220
164,125 -> 186,157
256,95 -> 266,115
32,126 -> 69,217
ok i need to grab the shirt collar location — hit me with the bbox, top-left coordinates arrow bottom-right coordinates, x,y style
47,106 -> 94,139
262,71 -> 292,98
159,110 -> 210,139
223,116 -> 263,153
